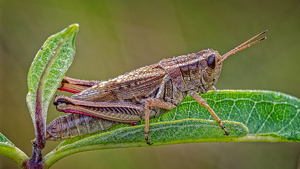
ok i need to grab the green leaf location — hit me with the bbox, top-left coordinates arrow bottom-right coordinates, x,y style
0,132 -> 28,168
26,24 -> 79,135
154,90 -> 300,141
44,119 -> 247,167
44,90 -> 299,167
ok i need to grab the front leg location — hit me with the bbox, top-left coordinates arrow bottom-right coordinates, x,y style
188,91 -> 230,135
144,98 -> 176,145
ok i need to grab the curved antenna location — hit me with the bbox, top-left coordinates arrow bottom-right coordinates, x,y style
218,30 -> 268,64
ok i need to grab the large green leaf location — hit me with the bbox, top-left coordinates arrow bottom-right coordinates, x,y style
44,119 -> 247,168
0,133 -> 28,168
154,90 -> 300,141
26,24 -> 78,136
44,90 -> 299,167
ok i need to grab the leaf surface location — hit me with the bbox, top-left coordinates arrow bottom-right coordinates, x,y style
155,90 -> 300,141
44,90 -> 300,167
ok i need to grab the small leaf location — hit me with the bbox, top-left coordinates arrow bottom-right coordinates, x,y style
44,90 -> 299,167
26,24 -> 79,147
0,133 -> 28,168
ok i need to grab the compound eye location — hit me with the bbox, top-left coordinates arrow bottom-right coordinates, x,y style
207,54 -> 216,69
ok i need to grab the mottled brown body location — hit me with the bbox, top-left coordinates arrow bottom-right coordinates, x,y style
47,31 -> 267,144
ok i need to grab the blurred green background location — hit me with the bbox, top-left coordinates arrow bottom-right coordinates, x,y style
0,0 -> 299,169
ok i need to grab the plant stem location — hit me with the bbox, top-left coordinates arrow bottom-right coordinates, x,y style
35,89 -> 46,149
27,89 -> 45,168
27,142 -> 44,169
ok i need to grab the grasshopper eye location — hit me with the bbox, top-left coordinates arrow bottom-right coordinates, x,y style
207,54 -> 216,69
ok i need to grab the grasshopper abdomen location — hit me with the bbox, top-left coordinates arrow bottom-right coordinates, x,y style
46,113 -> 118,141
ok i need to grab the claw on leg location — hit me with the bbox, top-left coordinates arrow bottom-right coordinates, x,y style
145,133 -> 153,145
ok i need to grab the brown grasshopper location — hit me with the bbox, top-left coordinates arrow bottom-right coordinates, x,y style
46,31 -> 267,144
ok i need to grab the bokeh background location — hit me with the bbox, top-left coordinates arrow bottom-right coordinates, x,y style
0,0 -> 299,169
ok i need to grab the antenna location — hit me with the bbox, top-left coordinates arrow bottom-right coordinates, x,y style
218,30 -> 268,64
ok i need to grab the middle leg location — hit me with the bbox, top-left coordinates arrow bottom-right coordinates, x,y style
144,98 -> 176,145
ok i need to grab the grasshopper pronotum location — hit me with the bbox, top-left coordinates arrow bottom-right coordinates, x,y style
46,31 -> 267,145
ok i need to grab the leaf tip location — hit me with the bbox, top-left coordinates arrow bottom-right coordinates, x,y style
66,23 -> 79,34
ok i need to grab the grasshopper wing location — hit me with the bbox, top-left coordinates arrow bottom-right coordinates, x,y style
70,63 -> 167,102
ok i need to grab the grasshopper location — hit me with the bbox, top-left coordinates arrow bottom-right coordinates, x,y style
47,31 -> 267,144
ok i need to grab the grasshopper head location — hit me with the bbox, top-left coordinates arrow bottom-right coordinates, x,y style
196,49 -> 223,91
